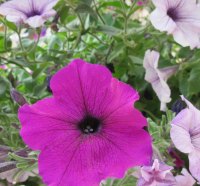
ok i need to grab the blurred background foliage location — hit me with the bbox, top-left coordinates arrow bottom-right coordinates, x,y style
0,0 -> 200,185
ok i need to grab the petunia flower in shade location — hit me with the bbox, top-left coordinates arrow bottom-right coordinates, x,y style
143,50 -> 177,111
168,148 -> 184,169
136,159 -> 175,186
171,96 -> 200,183
150,0 -> 200,49
18,59 -> 152,186
0,0 -> 58,28
175,168 -> 196,186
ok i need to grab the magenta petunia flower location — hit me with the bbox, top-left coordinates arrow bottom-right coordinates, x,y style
150,0 -> 200,49
0,0 -> 58,28
171,96 -> 200,183
143,50 -> 177,111
18,59 -> 152,186
136,159 -> 175,186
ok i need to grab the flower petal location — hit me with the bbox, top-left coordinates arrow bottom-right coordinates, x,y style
150,0 -> 200,48
150,9 -> 176,34
189,150 -> 200,182
175,168 -> 196,186
170,124 -> 193,154
41,9 -> 56,19
39,128 -> 152,186
51,59 -> 113,117
0,0 -> 31,16
100,78 -> 141,126
151,0 -> 169,10
152,78 -> 171,104
173,23 -> 200,49
181,96 -> 200,128
0,0 -> 28,23
25,16 -> 45,28
143,50 -> 172,111
18,98 -> 82,150
33,0 -> 58,12
143,50 -> 160,83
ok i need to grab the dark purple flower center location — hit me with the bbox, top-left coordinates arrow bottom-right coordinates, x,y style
26,9 -> 42,17
78,115 -> 101,134
167,8 -> 179,21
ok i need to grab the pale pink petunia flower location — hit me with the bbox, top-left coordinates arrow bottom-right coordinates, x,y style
136,159 -> 176,186
143,50 -> 177,111
171,96 -> 200,183
175,168 -> 196,186
18,59 -> 152,186
150,0 -> 200,49
0,0 -> 58,28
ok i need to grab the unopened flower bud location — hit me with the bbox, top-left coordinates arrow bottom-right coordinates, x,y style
171,99 -> 187,115
10,89 -> 27,106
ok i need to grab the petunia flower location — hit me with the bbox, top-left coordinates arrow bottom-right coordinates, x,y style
0,0 -> 58,28
137,0 -> 148,6
0,65 -> 6,70
18,59 -> 152,186
136,159 -> 175,186
143,50 -> 177,111
175,168 -> 196,186
33,27 -> 47,40
171,96 -> 200,182
150,0 -> 200,49
168,148 -> 184,169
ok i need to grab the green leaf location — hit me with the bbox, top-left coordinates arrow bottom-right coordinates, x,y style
128,55 -> 143,65
0,76 -> 9,96
188,66 -> 200,95
78,0 -> 92,5
99,1 -> 122,9
59,6 -> 70,24
75,3 -> 98,20
5,20 -> 17,32
96,25 -> 121,36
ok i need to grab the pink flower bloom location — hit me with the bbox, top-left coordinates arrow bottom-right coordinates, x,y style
0,0 -> 58,28
150,0 -> 200,49
0,65 -> 7,69
136,159 -> 175,186
175,168 -> 196,186
143,50 -> 177,111
137,1 -> 144,6
171,96 -> 200,182
18,59 -> 152,186
137,0 -> 148,6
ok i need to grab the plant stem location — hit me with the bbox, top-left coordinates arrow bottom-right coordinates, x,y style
92,0 -> 105,24
4,25 -> 8,50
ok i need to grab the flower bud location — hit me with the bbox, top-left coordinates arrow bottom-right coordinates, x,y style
171,99 -> 187,115
10,89 -> 27,106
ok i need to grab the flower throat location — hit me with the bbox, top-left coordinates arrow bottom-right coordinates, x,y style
78,115 -> 101,134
